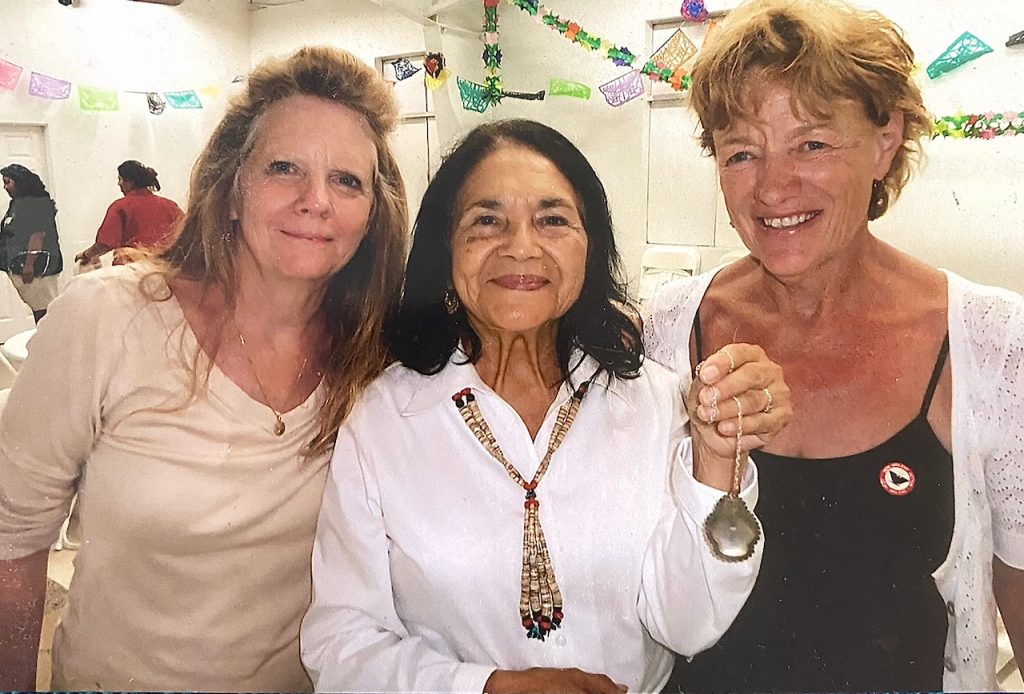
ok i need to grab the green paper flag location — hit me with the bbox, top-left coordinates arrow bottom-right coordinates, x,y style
548,78 -> 591,99
457,77 -> 489,113
927,31 -> 993,79
164,90 -> 203,109
78,85 -> 119,112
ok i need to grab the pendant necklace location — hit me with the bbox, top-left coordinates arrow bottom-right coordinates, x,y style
452,379 -> 590,640
235,321 -> 310,437
703,395 -> 761,562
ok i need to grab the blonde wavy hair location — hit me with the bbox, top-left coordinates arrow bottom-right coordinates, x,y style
689,0 -> 932,219
154,45 -> 408,456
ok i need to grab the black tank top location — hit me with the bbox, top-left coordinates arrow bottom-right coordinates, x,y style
667,313 -> 955,692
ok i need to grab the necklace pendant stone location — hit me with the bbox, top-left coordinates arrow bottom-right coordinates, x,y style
704,494 -> 760,562
273,418 -> 286,437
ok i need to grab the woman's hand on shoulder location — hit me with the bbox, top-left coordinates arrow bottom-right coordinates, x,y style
686,342 -> 792,491
484,667 -> 628,694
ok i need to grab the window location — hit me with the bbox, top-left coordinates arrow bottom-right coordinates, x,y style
644,16 -> 740,251
376,52 -> 441,228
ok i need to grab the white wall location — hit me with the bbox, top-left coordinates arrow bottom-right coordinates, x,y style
866,2 -> 1024,293
250,0 -> 427,70
0,0 -> 251,274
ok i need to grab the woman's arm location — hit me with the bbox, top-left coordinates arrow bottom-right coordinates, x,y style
77,201 -> 124,264
0,550 -> 48,689
74,241 -> 112,265
639,344 -> 790,656
20,232 -> 44,283
0,274 -> 119,686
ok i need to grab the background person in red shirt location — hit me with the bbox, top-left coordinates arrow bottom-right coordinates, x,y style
75,160 -> 183,266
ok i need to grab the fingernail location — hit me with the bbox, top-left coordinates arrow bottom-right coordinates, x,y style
698,364 -> 721,383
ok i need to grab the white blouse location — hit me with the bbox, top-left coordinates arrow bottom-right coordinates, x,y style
643,268 -> 1024,691
301,354 -> 761,693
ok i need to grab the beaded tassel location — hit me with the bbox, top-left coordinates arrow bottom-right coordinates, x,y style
453,381 -> 587,640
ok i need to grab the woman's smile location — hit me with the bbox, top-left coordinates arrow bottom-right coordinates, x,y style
491,274 -> 550,290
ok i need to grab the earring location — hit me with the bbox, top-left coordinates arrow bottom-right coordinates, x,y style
443,289 -> 460,315
869,179 -> 885,218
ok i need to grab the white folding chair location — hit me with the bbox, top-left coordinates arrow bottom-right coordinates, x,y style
638,245 -> 702,304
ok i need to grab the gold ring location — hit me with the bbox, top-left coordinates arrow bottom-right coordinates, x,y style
706,386 -> 720,423
707,403 -> 719,424
761,387 -> 774,414
722,346 -> 736,373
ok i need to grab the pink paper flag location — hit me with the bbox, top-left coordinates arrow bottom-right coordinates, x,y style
0,60 -> 23,91
599,70 -> 645,107
29,71 -> 71,100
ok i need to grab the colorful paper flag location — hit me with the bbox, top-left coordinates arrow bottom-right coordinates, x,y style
927,32 -> 993,79
425,69 -> 450,90
424,52 -> 446,78
0,59 -> 23,91
28,71 -> 71,100
548,78 -> 591,99
457,76 -> 489,113
599,70 -> 644,107
78,85 -> 119,111
391,57 -> 421,81
650,29 -> 698,71
164,90 -> 203,109
199,85 -> 221,98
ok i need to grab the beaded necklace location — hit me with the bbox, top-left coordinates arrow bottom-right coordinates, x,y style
452,380 -> 589,640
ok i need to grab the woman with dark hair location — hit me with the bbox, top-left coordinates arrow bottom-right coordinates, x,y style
301,119 -> 791,693
0,46 -> 407,691
0,163 -> 63,322
74,159 -> 183,266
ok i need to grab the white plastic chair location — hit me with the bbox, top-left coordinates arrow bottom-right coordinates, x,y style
638,245 -> 702,303
0,353 -> 15,389
0,327 -> 36,371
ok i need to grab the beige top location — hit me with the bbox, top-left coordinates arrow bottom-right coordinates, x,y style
0,265 -> 329,691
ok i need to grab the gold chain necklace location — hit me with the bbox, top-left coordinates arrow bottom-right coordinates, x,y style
452,380 -> 589,641
234,321 -> 310,437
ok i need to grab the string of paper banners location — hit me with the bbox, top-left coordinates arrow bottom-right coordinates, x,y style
1,1 -> 1021,139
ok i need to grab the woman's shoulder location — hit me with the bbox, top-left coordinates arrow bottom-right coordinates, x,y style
647,271 -> 715,314
59,262 -> 166,314
643,270 -> 717,369
944,270 -> 1024,335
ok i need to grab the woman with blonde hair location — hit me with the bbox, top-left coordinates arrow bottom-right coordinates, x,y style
645,0 -> 1024,690
0,45 -> 407,691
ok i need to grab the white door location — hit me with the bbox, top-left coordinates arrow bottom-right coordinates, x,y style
0,124 -> 52,341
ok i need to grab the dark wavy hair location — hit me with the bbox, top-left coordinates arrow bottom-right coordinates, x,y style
1,164 -> 56,212
389,119 -> 642,383
118,160 -> 161,191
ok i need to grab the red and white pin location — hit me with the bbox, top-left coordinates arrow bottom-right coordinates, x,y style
879,461 -> 916,496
